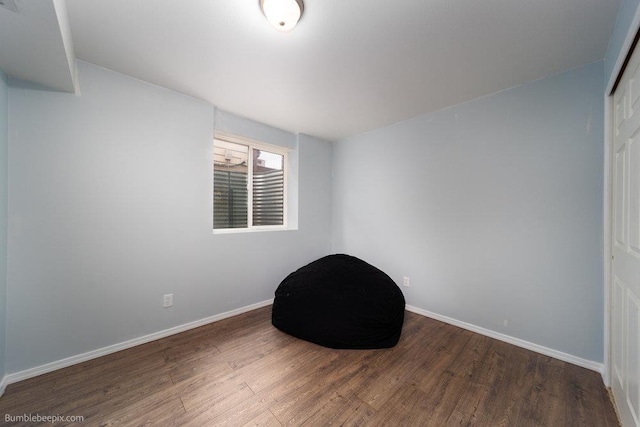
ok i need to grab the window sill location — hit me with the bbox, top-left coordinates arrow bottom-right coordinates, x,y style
212,225 -> 296,235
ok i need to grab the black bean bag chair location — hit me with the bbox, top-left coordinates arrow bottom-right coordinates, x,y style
272,254 -> 405,349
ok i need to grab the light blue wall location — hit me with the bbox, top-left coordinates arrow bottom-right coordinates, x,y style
332,61 -> 605,362
6,61 -> 332,373
605,0 -> 640,86
0,69 -> 8,380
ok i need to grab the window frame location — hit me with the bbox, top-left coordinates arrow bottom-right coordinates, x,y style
213,131 -> 289,234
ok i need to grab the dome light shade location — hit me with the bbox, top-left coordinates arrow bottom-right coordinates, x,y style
260,0 -> 304,32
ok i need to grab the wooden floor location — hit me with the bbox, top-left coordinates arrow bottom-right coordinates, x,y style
0,307 -> 619,426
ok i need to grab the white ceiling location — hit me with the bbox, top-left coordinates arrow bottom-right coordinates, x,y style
0,0 -> 77,92
0,0 -> 623,141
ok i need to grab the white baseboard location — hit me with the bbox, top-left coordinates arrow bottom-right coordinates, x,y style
0,300 -> 603,398
2,299 -> 274,390
405,305 -> 604,375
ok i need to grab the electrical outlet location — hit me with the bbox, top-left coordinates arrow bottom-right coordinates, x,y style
163,293 -> 173,308
403,276 -> 410,287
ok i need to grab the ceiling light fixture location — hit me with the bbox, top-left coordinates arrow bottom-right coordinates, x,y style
260,0 -> 304,32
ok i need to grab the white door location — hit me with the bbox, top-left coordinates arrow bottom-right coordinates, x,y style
612,38 -> 640,427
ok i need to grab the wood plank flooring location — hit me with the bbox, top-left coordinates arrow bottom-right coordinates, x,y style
0,307 -> 620,426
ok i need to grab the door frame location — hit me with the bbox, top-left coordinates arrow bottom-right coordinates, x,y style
604,4 -> 640,388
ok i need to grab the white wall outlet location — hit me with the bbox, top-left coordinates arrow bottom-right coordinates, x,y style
403,276 -> 410,287
163,293 -> 173,308
503,319 -> 508,327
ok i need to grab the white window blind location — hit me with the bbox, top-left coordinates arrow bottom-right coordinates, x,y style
213,134 -> 287,231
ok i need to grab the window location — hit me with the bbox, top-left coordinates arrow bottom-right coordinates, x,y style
213,133 -> 287,231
